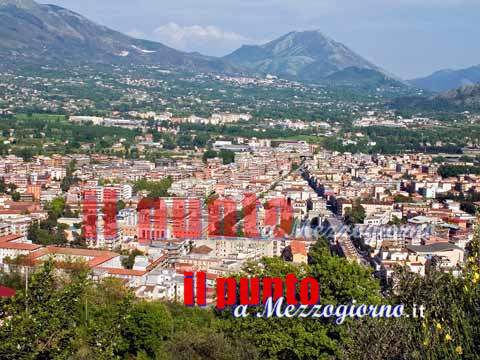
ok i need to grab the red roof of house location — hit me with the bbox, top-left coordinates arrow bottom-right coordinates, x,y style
0,234 -> 24,243
96,267 -> 147,276
0,210 -> 23,216
26,246 -> 119,268
0,242 -> 42,251
291,240 -> 308,256
190,245 -> 213,255
175,263 -> 194,272
2,201 -> 40,212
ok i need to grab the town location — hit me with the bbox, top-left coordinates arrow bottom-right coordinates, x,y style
0,124 -> 476,304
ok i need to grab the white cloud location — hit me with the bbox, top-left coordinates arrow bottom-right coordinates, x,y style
154,22 -> 248,44
151,22 -> 253,55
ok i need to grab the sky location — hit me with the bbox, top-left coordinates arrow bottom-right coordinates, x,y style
45,0 -> 480,79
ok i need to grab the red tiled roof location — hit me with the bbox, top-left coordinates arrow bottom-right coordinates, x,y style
0,242 -> 42,251
291,240 -> 308,256
191,245 -> 213,255
146,254 -> 168,271
0,210 -> 23,215
97,267 -> 147,276
1,201 -> 40,212
0,234 -> 24,243
26,246 -> 119,268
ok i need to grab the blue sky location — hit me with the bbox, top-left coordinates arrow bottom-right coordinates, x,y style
45,0 -> 480,79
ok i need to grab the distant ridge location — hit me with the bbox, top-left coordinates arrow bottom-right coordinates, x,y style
0,0 -> 402,86
392,83 -> 480,111
0,0 -> 235,72
224,30 -> 400,85
0,0 -> 38,8
410,65 -> 480,92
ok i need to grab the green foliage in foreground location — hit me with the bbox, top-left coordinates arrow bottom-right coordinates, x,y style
0,261 -> 252,360
1,236 -> 479,359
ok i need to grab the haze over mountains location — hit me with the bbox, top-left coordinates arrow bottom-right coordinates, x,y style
392,83 -> 480,113
0,0 -> 234,72
410,65 -> 480,92
0,0 -> 401,87
0,0 -> 478,92
223,30 -> 395,84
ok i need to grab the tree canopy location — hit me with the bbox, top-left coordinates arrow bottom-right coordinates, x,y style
1,235 -> 479,359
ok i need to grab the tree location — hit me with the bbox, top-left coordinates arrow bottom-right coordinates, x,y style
388,215 -> 403,226
220,257 -> 341,359
166,329 -> 256,360
15,147 -> 35,161
6,183 -> 17,194
162,136 -> 176,150
0,261 -> 90,359
438,164 -> 480,178
121,250 -> 144,270
308,237 -> 381,304
71,232 -> 87,248
344,199 -> 366,225
281,246 -> 293,262
393,194 -> 411,203
461,202 -> 477,215
202,149 -> 218,163
123,302 -> 173,358
11,192 -> 20,202
345,224 -> 480,359
219,150 -> 235,165
0,261 -> 253,359
133,177 -> 172,198
27,198 -> 69,246
117,200 -> 126,213
48,197 -> 66,219
61,160 -> 77,192
193,133 -> 210,148
219,246 -> 382,360
2,231 -> 478,360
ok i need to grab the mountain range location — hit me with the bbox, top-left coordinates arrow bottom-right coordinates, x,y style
410,65 -> 480,92
0,0 -> 234,72
436,84 -> 480,108
3,0 -> 477,93
0,0 -> 400,87
391,83 -> 480,112
223,31 -> 394,84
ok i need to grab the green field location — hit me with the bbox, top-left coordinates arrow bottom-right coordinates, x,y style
15,113 -> 67,121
